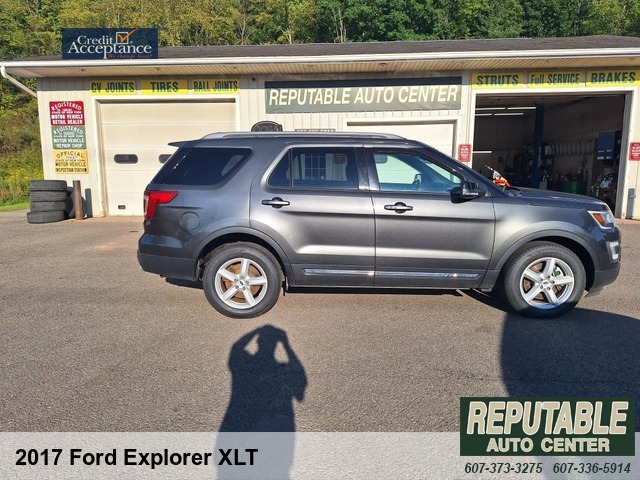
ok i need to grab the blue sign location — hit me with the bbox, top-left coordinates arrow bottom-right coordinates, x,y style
62,28 -> 158,60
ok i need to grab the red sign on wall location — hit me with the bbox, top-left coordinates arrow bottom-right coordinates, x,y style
629,142 -> 640,161
458,144 -> 472,162
49,101 -> 85,126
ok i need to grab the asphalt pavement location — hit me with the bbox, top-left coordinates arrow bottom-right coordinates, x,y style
1,210 -> 639,432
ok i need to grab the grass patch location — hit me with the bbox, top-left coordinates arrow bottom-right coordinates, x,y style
0,144 -> 43,203
0,198 -> 29,211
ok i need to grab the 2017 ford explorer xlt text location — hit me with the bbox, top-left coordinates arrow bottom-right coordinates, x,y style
137,132 -> 621,319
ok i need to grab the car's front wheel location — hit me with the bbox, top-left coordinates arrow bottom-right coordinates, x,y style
501,241 -> 586,318
202,243 -> 282,318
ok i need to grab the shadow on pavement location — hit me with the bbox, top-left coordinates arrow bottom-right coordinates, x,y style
219,324 -> 307,432
216,325 -> 307,479
500,308 -> 640,431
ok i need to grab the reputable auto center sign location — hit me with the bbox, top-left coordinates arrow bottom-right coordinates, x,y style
62,29 -> 158,60
266,77 -> 462,113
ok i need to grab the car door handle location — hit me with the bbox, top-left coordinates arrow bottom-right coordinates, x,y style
384,202 -> 413,213
262,197 -> 290,208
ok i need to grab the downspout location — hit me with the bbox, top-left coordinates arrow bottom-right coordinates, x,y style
0,65 -> 37,98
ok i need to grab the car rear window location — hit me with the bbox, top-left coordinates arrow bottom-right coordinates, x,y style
153,147 -> 251,185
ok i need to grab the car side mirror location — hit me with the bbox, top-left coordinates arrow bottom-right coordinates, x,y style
451,181 -> 486,202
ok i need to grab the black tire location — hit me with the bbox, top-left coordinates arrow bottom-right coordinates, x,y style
30,190 -> 67,202
29,180 -> 67,191
202,243 -> 282,318
501,241 -> 586,318
26,210 -> 66,224
29,201 -> 66,212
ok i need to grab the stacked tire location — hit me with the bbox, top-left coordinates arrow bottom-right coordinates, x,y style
27,180 -> 68,224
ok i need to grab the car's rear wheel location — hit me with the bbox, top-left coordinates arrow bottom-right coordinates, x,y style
202,243 -> 282,318
501,242 -> 586,318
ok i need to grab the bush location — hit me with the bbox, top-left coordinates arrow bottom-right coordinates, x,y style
0,94 -> 43,206
0,144 -> 44,205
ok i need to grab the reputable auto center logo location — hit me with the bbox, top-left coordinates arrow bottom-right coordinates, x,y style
460,397 -> 635,456
62,28 -> 158,60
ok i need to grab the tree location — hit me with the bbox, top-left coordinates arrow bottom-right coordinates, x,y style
521,0 -> 580,38
315,0 -> 349,42
483,0 -> 524,38
583,0 -> 640,36
432,0 -> 523,39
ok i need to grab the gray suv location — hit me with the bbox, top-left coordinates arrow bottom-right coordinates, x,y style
137,132 -> 621,319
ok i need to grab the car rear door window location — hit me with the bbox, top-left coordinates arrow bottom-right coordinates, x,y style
269,147 -> 359,190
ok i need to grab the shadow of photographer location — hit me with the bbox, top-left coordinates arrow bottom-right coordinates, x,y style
216,325 -> 307,479
220,324 -> 307,433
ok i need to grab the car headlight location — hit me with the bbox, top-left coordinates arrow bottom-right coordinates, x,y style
588,209 -> 616,230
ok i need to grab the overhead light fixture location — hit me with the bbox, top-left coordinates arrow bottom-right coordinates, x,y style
494,112 -> 525,116
507,106 -> 536,110
476,107 -> 507,111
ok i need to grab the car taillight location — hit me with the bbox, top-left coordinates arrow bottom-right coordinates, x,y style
144,190 -> 178,220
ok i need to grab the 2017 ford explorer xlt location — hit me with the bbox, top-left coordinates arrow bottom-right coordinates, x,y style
137,132 -> 621,319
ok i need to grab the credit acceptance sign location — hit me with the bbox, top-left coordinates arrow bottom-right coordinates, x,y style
62,28 -> 158,60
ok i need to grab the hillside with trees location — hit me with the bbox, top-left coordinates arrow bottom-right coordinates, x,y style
1,0 -> 639,204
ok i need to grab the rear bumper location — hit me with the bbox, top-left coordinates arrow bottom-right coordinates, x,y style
137,251 -> 198,281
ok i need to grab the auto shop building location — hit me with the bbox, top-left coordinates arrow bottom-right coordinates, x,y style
1,35 -> 640,218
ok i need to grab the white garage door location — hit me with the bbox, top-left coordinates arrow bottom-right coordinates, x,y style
346,121 -> 455,156
100,100 -> 236,215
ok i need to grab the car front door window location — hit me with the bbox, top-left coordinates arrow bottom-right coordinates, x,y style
373,151 -> 461,193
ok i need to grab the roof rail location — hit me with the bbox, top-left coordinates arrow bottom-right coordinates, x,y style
200,131 -> 406,140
